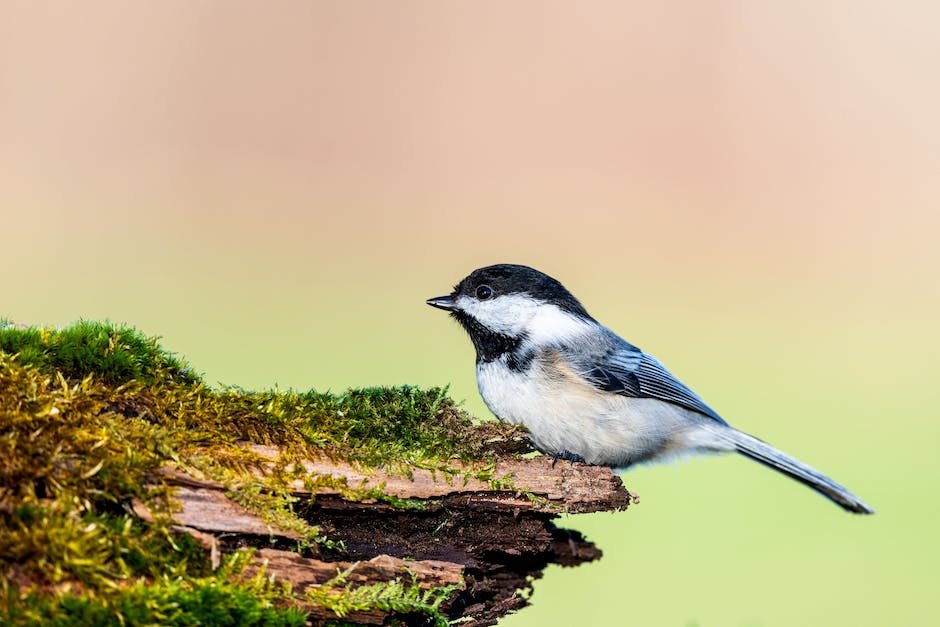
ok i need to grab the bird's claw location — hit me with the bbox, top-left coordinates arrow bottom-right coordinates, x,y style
551,450 -> 587,467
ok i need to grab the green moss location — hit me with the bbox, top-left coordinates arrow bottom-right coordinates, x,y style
306,565 -> 457,627
0,319 -> 198,386
0,320 -> 527,624
2,555 -> 307,626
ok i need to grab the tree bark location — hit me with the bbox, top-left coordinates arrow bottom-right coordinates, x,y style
134,447 -> 636,626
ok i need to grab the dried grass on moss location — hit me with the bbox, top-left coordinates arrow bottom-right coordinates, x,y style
0,320 -> 529,625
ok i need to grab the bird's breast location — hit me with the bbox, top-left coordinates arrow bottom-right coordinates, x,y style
475,352 -> 716,466
475,353 -> 621,461
476,358 -> 543,429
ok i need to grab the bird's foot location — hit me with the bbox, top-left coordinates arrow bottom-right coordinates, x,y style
551,450 -> 587,468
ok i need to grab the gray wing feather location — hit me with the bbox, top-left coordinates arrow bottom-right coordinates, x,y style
576,331 -> 727,424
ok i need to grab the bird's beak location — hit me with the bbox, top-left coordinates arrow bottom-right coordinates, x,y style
426,295 -> 457,311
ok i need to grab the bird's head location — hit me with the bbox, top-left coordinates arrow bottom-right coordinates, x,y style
427,264 -> 594,358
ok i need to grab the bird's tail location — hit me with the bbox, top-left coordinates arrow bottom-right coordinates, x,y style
710,427 -> 874,514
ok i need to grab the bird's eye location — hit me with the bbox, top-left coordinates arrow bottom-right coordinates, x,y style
476,285 -> 493,300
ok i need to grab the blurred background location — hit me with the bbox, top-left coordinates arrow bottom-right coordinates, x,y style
2,1 -> 938,625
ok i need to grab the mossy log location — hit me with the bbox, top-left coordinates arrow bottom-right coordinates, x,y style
0,320 -> 637,626
134,447 -> 634,626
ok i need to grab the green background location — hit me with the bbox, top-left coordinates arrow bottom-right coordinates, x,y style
2,3 -> 938,625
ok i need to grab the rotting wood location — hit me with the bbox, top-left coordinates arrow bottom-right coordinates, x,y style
134,485 -> 302,540
136,447 -> 635,626
246,443 -> 632,513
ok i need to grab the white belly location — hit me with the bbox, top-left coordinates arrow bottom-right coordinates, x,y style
476,358 -> 724,467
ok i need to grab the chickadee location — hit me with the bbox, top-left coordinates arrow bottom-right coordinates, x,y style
427,264 -> 873,514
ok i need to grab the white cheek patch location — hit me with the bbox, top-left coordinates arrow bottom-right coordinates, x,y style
526,303 -> 594,345
455,294 -> 535,336
455,293 -> 592,344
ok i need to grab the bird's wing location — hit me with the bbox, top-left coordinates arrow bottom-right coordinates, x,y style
576,335 -> 727,424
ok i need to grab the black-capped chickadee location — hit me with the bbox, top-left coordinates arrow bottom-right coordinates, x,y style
427,264 -> 873,514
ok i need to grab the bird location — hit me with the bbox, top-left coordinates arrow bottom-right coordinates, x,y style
426,263 -> 873,514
